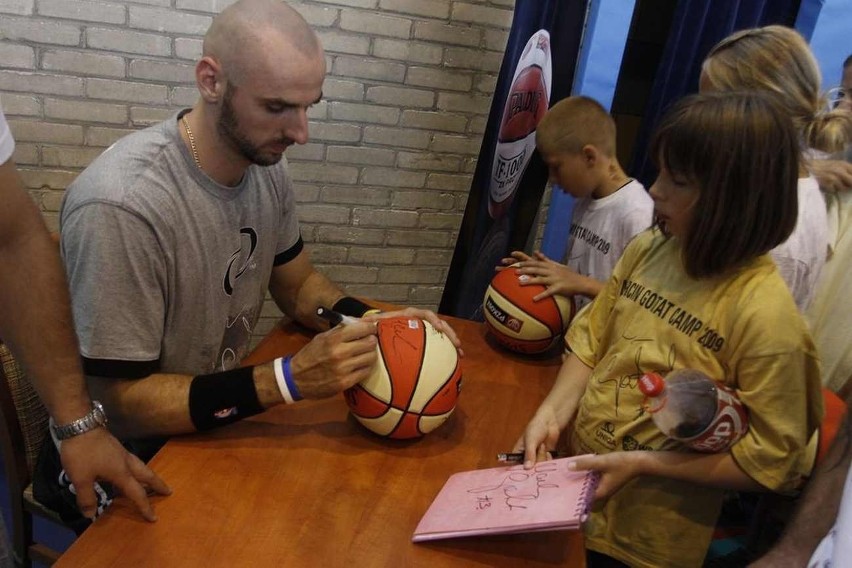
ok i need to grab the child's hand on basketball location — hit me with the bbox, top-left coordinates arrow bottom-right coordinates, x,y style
568,452 -> 645,501
495,250 -> 532,271
363,307 -> 464,357
511,251 -> 593,301
290,321 -> 379,399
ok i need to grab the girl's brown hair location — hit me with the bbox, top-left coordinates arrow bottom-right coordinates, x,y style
651,92 -> 799,278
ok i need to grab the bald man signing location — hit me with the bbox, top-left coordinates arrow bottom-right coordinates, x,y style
34,0 -> 459,527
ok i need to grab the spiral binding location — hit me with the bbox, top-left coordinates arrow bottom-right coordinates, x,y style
574,470 -> 602,523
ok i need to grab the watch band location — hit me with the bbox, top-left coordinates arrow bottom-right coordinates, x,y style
52,400 -> 108,440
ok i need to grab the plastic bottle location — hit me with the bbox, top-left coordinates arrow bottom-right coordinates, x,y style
638,369 -> 749,453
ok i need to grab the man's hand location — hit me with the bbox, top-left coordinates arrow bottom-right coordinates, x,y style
59,428 -> 171,522
291,321 -> 378,398
364,307 -> 463,356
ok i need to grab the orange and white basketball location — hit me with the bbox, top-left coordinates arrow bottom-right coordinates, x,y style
344,317 -> 462,439
483,268 -> 575,354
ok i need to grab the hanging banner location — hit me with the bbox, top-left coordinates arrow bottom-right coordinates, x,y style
439,0 -> 589,320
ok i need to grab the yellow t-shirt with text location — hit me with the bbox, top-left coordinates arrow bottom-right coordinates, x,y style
567,229 -> 823,568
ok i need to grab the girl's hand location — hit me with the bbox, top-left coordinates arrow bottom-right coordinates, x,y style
513,405 -> 563,469
496,250 -> 532,271
569,452 -> 647,501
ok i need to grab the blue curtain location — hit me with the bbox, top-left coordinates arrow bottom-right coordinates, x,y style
629,0 -> 803,187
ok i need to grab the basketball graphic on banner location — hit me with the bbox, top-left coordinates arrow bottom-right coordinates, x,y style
344,317 -> 462,439
483,267 -> 575,354
488,29 -> 552,219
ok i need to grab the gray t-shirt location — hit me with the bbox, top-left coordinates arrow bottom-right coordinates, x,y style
61,111 -> 301,378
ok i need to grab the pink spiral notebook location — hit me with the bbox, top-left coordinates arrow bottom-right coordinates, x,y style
412,456 -> 599,542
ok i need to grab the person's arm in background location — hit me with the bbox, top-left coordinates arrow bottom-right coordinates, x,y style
748,408 -> 851,567
0,158 -> 170,521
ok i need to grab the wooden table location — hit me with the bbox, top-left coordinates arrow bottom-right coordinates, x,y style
55,317 -> 585,567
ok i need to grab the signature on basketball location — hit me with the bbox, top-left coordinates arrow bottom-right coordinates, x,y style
467,461 -> 559,511
386,318 -> 419,363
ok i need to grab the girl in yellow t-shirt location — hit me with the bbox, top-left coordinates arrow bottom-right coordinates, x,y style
514,92 -> 823,568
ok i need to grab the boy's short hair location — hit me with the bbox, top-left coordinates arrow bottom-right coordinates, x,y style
651,92 -> 799,279
536,96 -> 616,157
844,53 -> 852,69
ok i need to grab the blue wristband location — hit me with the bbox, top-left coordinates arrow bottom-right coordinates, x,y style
282,355 -> 302,401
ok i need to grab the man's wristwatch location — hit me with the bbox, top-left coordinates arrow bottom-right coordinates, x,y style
52,400 -> 108,440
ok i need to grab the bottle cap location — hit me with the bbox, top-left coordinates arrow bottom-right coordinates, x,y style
638,372 -> 665,397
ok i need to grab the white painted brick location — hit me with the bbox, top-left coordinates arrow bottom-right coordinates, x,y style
87,28 -> 171,57
0,17 -> 81,45
348,246 -> 414,265
309,245 -> 349,264
45,98 -> 127,124
339,9 -> 411,39
330,102 -> 399,126
400,110 -> 466,132
474,73 -> 498,94
462,158 -> 477,174
451,3 -> 513,28
420,211 -> 462,230
437,91 -> 491,114
328,145 -> 395,166
392,190 -> 455,210
406,67 -> 472,92
0,42 -> 35,69
37,0 -> 125,24
308,121 -> 361,143
313,0 -> 378,10
344,284 -> 409,303
361,166 -> 425,187
322,78 -> 364,102
42,145 -> 104,168
444,47 -> 502,72
363,126 -> 430,149
176,0 -> 235,13
85,126 -> 135,147
128,0 -> 171,6
490,0 -> 516,7
293,4 -> 338,28
307,100 -> 328,120
413,21 -> 480,47
293,183 -> 321,202
42,50 -> 126,78
353,207 -> 417,227
18,167 -> 78,190
170,86 -> 198,106
378,266 -> 444,284
317,226 -> 385,246
130,106 -> 174,126
415,249 -> 453,266
286,143 -> 325,162
430,134 -> 481,155
378,0 -> 448,19
174,38 -> 203,61
297,204 -> 351,224
0,0 -> 33,15
397,152 -> 460,172
288,161 -> 359,184
408,286 -> 443,304
372,39 -> 441,65
484,28 -> 510,51
316,30 -> 370,56
321,185 -> 390,206
0,93 -> 40,115
86,78 -> 168,104
366,85 -> 433,109
387,229 -> 450,247
333,56 -> 405,83
468,114 -> 487,134
426,173 -> 473,191
8,120 -> 82,144
317,264 -> 380,283
12,142 -> 38,164
130,59 -> 195,83
0,71 -> 84,96
129,6 -> 211,35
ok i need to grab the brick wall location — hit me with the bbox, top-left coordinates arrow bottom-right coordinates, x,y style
0,0 -> 518,343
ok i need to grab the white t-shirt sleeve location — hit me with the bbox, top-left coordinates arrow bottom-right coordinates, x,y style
0,105 -> 15,165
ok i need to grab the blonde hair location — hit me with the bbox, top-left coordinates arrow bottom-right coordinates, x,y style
703,25 -> 851,153
535,96 -> 616,157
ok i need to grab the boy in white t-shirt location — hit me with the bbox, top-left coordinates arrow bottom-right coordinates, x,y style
500,96 -> 653,311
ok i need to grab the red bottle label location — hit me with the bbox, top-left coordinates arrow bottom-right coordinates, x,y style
686,384 -> 749,452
